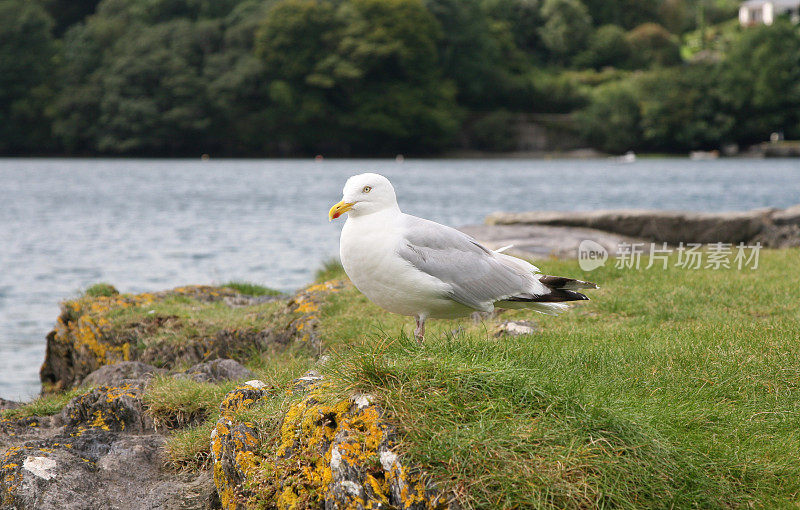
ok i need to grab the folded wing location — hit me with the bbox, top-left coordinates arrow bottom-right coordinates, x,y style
396,215 -> 548,311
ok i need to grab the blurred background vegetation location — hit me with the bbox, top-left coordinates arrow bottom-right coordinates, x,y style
1,0 -> 798,156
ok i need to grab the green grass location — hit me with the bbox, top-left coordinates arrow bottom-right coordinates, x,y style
41,250 -> 800,507
310,249 -> 800,508
143,376 -> 238,430
157,351 -> 313,470
84,282 -> 119,297
315,258 -> 344,283
165,420 -> 219,470
0,388 -> 86,420
222,281 -> 283,297
104,294 -> 286,348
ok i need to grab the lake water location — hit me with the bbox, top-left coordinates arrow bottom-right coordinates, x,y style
1,157 -> 798,400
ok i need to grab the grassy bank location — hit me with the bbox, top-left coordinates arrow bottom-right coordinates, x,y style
305,249 -> 800,508
6,249 -> 798,508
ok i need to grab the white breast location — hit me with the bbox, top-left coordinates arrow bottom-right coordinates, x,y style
339,211 -> 465,319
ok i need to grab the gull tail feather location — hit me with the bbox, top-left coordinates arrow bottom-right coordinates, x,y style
496,274 -> 597,315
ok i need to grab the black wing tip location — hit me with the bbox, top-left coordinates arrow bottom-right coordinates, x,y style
507,289 -> 589,303
539,274 -> 598,291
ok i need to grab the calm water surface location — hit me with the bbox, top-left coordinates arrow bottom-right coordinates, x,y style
1,158 -> 798,399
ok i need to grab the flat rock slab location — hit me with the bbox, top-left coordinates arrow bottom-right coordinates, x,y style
483,204 -> 800,249
459,224 -> 643,260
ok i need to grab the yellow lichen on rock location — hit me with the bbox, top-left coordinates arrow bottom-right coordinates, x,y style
210,373 -> 450,510
286,281 -> 343,347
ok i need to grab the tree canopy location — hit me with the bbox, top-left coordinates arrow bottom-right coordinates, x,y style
0,0 -> 796,155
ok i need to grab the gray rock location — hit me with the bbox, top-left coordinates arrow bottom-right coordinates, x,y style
459,224 -> 642,260
62,385 -> 153,433
0,397 -> 20,411
1,386 -> 217,510
483,204 -> 800,249
82,361 -> 165,388
177,359 -> 257,384
1,434 -> 217,510
771,205 -> 800,226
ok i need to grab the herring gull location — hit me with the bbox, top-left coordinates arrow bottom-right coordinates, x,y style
328,173 -> 597,341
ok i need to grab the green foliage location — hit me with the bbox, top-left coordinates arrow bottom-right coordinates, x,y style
717,21 -> 800,144
0,0 -> 796,154
0,0 -> 57,154
144,376 -> 237,429
539,0 -> 592,63
315,258 -> 345,283
255,0 -> 458,154
482,0 -> 546,57
578,61 -> 736,152
577,80 -> 642,153
637,64 -> 734,150
582,0 -> 658,29
469,110 -> 519,151
89,20 -> 214,154
575,24 -> 633,69
626,22 -> 682,67
41,0 -> 101,36
426,0 -> 523,107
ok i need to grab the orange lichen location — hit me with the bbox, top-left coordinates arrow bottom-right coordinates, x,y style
210,374 -> 448,509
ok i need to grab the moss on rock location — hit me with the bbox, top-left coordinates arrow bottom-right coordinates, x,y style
39,285 -> 301,392
210,374 -> 452,510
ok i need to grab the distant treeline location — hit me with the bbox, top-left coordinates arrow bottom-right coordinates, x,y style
1,0 -> 799,156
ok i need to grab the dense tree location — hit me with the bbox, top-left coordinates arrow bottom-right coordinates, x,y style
481,0 -> 546,59
92,20 -> 217,154
626,23 -> 682,67
717,22 -> 800,144
581,0 -> 658,29
204,0 -> 274,154
637,64 -> 734,150
41,0 -> 101,36
575,24 -> 633,69
424,0 -> 512,107
1,0 -> 796,155
0,0 -> 57,154
256,0 -> 458,154
539,0 -> 592,63
576,80 -> 641,153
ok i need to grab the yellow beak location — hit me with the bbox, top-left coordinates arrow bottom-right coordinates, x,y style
328,200 -> 355,221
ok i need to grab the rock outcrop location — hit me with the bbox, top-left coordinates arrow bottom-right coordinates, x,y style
459,223 -> 643,259
1,385 -> 218,510
479,204 -> 800,257
6,280 -> 452,509
82,361 -> 166,388
39,285 -> 291,392
177,359 -> 258,384
211,374 -> 453,510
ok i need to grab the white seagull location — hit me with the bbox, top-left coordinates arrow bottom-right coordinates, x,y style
328,173 -> 597,341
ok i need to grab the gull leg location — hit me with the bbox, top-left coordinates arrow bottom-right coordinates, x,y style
414,316 -> 426,343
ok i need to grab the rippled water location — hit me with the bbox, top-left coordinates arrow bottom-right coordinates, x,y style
1,157 -> 798,400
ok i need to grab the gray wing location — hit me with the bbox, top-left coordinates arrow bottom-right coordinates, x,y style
396,214 -> 534,310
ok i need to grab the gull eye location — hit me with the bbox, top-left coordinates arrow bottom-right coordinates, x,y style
362,186 -> 372,193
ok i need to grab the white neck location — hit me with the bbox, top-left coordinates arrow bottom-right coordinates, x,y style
347,203 -> 401,220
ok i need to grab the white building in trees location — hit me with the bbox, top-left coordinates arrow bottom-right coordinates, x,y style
739,0 -> 800,26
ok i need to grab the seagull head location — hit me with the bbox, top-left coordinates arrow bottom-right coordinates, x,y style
329,173 -> 398,220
